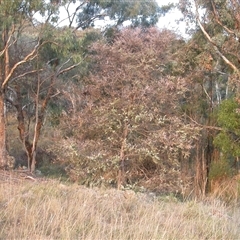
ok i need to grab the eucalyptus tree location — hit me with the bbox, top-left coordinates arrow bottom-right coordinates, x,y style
63,0 -> 170,29
0,0 -> 166,171
0,0 -> 55,168
0,0 -> 84,171
177,0 -> 240,195
179,0 -> 240,91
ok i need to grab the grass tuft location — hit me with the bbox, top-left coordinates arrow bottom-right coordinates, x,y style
0,180 -> 240,239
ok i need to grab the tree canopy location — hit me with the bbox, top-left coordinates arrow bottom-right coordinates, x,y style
63,0 -> 171,29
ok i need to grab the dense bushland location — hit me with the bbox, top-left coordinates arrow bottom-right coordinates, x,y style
1,0 -> 240,203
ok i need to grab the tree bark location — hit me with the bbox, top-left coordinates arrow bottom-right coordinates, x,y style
194,141 -> 208,198
0,90 -> 8,168
0,29 -> 10,168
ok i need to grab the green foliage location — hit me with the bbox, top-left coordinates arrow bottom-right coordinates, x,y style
178,0 -> 240,197
39,27 -> 102,70
80,30 -> 102,53
47,102 -> 63,127
39,162 -> 67,179
209,158 -> 232,182
39,27 -> 78,63
214,98 -> 240,157
216,99 -> 239,131
0,0 -> 59,30
75,0 -> 161,29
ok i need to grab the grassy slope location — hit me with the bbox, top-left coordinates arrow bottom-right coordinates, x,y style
0,175 -> 240,240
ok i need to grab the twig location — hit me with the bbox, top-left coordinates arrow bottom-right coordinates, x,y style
24,175 -> 37,181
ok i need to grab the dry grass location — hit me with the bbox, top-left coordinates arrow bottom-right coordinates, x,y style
0,178 -> 240,240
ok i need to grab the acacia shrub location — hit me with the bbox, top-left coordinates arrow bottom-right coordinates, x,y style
56,28 -> 200,193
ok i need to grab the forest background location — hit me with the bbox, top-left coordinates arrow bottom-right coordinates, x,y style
1,0 -> 240,202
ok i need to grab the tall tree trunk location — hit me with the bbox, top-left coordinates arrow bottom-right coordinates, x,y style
194,141 -> 208,198
0,90 -> 8,168
31,150 -> 37,173
14,74 -> 55,172
0,30 -> 10,168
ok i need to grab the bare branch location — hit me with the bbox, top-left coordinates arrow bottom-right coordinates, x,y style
50,89 -> 61,98
56,58 -> 82,76
2,40 -> 42,90
210,0 -> 236,37
0,26 -> 15,57
195,2 -> 239,73
63,1 -> 87,28
74,14 -> 107,31
57,58 -> 72,71
186,115 -> 222,131
58,63 -> 81,75
10,69 -> 44,83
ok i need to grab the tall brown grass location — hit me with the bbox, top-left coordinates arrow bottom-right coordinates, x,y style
0,179 -> 240,240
